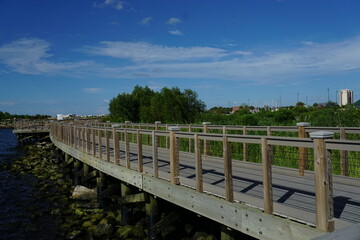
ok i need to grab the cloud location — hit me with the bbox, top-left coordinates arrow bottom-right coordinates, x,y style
166,17 -> 181,25
169,30 -> 183,36
139,17 -> 153,25
103,99 -> 110,103
301,41 -> 314,46
0,38 -> 90,75
94,0 -> 124,10
83,88 -> 104,93
0,101 -> 15,106
82,36 -> 360,84
83,41 -> 248,62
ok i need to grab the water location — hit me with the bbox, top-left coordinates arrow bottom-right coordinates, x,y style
0,129 -> 59,239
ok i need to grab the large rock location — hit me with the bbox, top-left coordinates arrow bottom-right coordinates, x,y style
71,185 -> 97,200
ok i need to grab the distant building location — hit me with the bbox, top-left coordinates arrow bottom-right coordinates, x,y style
339,89 -> 354,106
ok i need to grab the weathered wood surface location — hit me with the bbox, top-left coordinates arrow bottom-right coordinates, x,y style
75,134 -> 360,229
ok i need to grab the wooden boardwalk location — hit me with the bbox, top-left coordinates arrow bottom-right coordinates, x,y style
101,141 -> 360,228
14,121 -> 360,239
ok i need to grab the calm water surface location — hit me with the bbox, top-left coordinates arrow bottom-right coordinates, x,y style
0,129 -> 59,239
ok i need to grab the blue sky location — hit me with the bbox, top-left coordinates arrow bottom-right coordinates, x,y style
1,0 -> 360,115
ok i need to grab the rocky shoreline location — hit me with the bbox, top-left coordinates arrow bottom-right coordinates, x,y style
1,141 -> 219,240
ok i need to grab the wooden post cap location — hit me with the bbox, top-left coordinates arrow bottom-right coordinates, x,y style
154,121 -> 161,124
309,131 -> 334,139
112,124 -> 120,128
202,122 -> 211,125
296,122 -> 310,127
125,121 -> 131,124
168,126 -> 180,131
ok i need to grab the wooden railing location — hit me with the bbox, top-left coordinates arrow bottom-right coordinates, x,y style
47,121 -> 360,232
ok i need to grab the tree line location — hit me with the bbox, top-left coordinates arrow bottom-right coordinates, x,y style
108,86 -> 206,123
108,86 -> 360,127
0,111 -> 50,122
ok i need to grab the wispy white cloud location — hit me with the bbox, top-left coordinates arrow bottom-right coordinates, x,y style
83,41 -> 247,62
166,17 -> 181,25
94,0 -> 124,10
83,36 -> 360,84
0,38 -> 90,75
83,88 -> 104,93
103,99 -> 110,103
0,101 -> 16,106
139,17 -> 153,25
169,29 -> 183,36
301,41 -> 314,46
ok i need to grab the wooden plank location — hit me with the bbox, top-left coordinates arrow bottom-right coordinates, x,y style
262,137 -> 273,214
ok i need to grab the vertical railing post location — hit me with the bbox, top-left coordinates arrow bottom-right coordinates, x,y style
166,124 -> 170,149
310,131 -> 334,232
86,126 -> 90,153
297,122 -> 310,176
223,132 -> 233,202
105,128 -> 110,162
98,128 -> 102,160
262,137 -> 273,214
152,130 -> 158,178
340,128 -> 348,176
169,126 -> 180,185
82,127 -> 86,152
112,124 -> 120,165
125,129 -> 130,168
203,122 -> 211,157
137,129 -> 143,172
243,126 -> 249,161
194,133 -> 203,192
92,128 -> 96,156
188,124 -> 193,153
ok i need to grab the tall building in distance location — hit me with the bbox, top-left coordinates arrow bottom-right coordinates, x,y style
339,89 -> 354,106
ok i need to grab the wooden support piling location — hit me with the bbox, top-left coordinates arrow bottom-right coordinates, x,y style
98,128 -> 102,160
